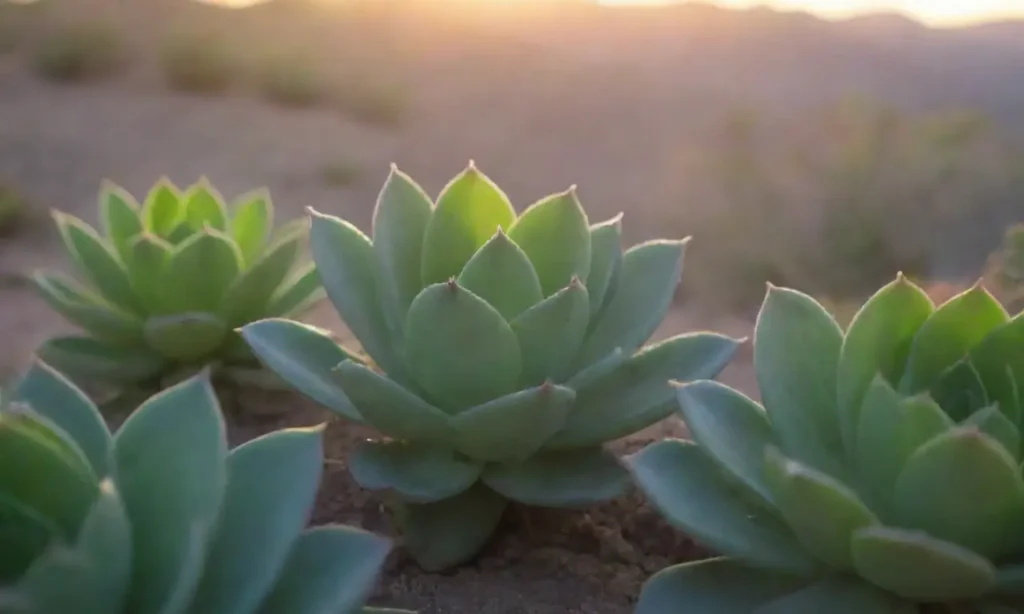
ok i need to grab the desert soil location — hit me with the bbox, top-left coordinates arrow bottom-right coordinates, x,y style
0,56 -> 758,612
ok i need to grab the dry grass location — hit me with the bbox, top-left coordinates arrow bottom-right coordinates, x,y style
31,20 -> 126,83
160,30 -> 238,94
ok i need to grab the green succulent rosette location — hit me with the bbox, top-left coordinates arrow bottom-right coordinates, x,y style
629,275 -> 1024,613
241,162 -> 741,570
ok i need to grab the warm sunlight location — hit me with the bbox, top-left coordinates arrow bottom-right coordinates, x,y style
599,0 -> 1024,27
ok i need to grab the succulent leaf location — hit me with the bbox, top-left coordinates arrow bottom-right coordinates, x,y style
396,483 -> 507,572
419,164 -> 516,286
230,189 -> 273,265
54,212 -> 143,315
404,281 -> 522,411
574,239 -> 688,367
141,179 -> 183,236
349,440 -> 481,503
14,361 -> 112,476
676,380 -> 779,507
506,188 -> 592,295
125,233 -> 173,315
372,166 -> 434,334
160,229 -> 242,313
0,493 -> 62,583
892,427 -> 1024,558
143,313 -> 229,362
509,278 -> 590,386
634,558 -> 810,614
626,440 -> 818,574
309,209 -> 405,379
266,263 -> 324,318
221,229 -> 302,326
964,405 -> 1021,459
112,376 -> 228,613
189,426 -> 325,614
552,332 -> 742,449
481,446 -> 629,507
182,180 -> 228,232
900,285 -> 1010,394
754,286 -> 846,478
851,526 -> 997,601
239,319 -> 362,422
837,275 -> 934,453
930,357 -> 991,422
751,576 -> 916,614
457,230 -> 544,321
970,314 -> 1024,425
31,272 -> 144,345
450,382 -> 575,462
100,181 -> 143,262
334,359 -> 452,442
36,336 -> 167,385
584,215 -> 623,318
564,346 -> 627,390
764,448 -> 879,569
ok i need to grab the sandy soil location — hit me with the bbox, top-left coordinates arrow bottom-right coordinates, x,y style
0,53 -> 758,612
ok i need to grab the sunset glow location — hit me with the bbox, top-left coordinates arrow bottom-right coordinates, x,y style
598,0 -> 1024,26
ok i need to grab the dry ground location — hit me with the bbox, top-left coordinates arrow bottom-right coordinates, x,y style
0,10 -> 760,609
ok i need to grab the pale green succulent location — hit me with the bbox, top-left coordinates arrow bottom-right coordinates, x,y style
629,275 -> 1024,613
241,162 -> 741,570
32,178 -> 323,397
0,362 -> 406,614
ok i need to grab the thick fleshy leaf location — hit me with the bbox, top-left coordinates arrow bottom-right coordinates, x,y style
398,483 -> 508,571
506,187 -> 591,295
256,526 -> 391,614
419,164 -> 516,286
54,212 -> 143,314
309,209 -> 404,379
231,189 -> 273,265
349,440 -> 481,503
14,361 -> 111,476
239,319 -> 362,422
855,379 -> 952,514
372,165 -> 434,334
970,314 -> 1024,426
165,222 -> 195,245
482,446 -> 628,507
551,332 -> 742,449
112,375 -> 228,614
457,229 -> 543,321
574,238 -> 688,366
764,448 -> 878,569
753,576 -> 916,614
0,412 -> 97,537
585,215 -> 623,318
141,178 -> 183,236
182,179 -> 228,231
190,426 -> 325,614
15,480 -> 132,614
0,493 -> 62,583
852,526 -> 996,601
509,279 -> 589,386
964,405 -> 1020,459
626,440 -> 818,574
837,274 -> 934,452
405,281 -> 522,411
565,347 -> 627,390
675,380 -> 778,506
126,233 -> 173,314
892,426 -> 1024,558
899,285 -> 1009,394
160,229 -> 242,313
754,286 -> 845,478
36,336 -> 167,385
334,360 -> 452,441
635,558 -> 810,614
450,383 -> 574,462
144,312 -> 228,362
266,263 -> 323,318
930,357 -> 991,423
31,272 -> 144,344
221,228 -> 302,325
100,181 -> 143,261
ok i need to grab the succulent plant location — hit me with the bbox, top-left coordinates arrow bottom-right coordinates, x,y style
240,162 -> 741,570
0,362 -> 405,614
628,274 -> 1024,613
32,178 -> 323,398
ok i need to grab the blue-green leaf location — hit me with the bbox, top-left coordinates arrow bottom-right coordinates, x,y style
584,215 -> 623,318
970,314 -> 1024,426
457,229 -> 543,321
482,446 -> 628,507
230,189 -> 273,266
266,263 -> 323,318
31,272 -> 144,345
349,440 -> 481,503
36,336 -> 167,385
509,278 -> 590,386
144,312 -> 228,362
506,187 -> 591,295
160,229 -> 242,313
221,228 -> 302,326
125,232 -> 173,314
54,212 -> 143,314
99,180 -> 142,262
753,576 -> 916,614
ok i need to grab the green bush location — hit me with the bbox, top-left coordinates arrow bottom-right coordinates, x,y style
32,21 -> 125,82
160,31 -> 237,94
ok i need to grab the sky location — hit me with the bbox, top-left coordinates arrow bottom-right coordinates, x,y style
598,0 -> 1024,26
